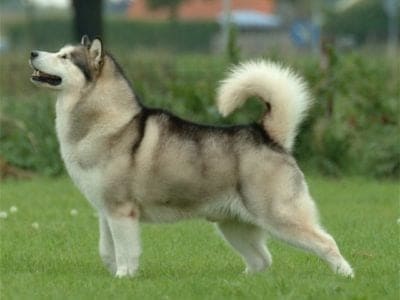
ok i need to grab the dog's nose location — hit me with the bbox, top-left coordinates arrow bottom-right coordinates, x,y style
30,51 -> 39,59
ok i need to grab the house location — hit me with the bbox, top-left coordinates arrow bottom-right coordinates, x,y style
128,0 -> 276,21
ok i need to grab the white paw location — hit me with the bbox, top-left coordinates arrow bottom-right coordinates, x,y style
244,254 -> 271,274
335,260 -> 354,278
244,263 -> 268,274
115,264 -> 138,278
244,265 -> 268,274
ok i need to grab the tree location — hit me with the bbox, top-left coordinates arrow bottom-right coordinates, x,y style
324,0 -> 399,44
146,0 -> 185,20
72,0 -> 103,41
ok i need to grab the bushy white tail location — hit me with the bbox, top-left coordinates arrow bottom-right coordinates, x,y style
217,61 -> 311,152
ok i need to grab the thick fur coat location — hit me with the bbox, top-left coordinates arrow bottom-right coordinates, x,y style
29,36 -> 354,278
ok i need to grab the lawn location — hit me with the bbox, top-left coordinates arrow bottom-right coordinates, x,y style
0,176 -> 398,299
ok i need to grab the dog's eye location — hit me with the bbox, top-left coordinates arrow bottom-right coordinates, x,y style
61,54 -> 68,59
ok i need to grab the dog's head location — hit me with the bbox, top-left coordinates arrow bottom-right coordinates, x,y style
29,35 -> 103,91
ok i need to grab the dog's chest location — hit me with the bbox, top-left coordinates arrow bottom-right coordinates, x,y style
56,107 -> 105,209
67,160 -> 104,209
60,142 -> 104,209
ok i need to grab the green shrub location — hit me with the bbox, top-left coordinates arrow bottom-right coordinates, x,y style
3,18 -> 219,53
0,51 -> 398,178
0,93 -> 63,175
324,0 -> 400,43
295,52 -> 400,177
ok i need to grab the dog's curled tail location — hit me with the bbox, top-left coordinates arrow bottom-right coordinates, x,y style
217,60 -> 312,152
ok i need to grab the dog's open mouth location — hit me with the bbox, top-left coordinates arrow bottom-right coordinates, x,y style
31,68 -> 62,86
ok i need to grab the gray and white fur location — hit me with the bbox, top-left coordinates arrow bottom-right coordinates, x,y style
29,36 -> 354,278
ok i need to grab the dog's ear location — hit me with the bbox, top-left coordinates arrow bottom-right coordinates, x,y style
89,37 -> 104,69
81,35 -> 91,48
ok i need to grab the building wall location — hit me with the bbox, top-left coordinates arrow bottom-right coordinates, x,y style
128,0 -> 276,20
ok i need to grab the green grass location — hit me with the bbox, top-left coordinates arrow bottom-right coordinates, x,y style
0,177 -> 398,299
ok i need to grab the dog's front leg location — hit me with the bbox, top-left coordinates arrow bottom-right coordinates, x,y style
99,214 -> 117,274
106,205 -> 141,278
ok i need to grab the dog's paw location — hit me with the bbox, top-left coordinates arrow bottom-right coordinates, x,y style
243,254 -> 271,275
244,261 -> 269,274
115,264 -> 138,278
244,265 -> 267,275
335,260 -> 354,278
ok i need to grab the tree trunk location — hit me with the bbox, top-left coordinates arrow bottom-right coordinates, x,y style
72,0 -> 103,41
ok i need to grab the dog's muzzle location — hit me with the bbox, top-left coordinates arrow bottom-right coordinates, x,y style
30,52 -> 62,86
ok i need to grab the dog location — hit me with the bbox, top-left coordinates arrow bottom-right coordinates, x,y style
29,35 -> 354,278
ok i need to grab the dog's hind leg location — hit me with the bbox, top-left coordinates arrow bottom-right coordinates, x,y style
217,221 -> 272,273
99,214 -> 116,274
258,190 -> 354,277
106,203 -> 141,278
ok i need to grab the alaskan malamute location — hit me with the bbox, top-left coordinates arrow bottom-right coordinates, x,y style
29,36 -> 354,278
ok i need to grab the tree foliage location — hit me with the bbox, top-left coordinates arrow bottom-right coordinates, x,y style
324,0 -> 399,43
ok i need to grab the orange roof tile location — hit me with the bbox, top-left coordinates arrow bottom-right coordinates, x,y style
128,0 -> 276,20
